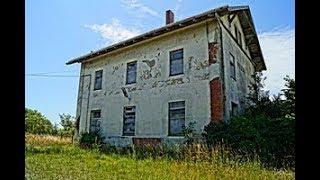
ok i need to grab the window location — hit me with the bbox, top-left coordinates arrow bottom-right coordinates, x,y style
90,110 -> 101,133
123,106 -> 136,136
94,70 -> 103,90
231,102 -> 238,117
169,49 -> 184,76
234,26 -> 242,47
230,53 -> 236,80
168,101 -> 185,136
126,61 -> 137,84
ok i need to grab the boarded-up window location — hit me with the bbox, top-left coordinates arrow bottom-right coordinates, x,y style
169,101 -> 185,136
230,53 -> 236,80
169,49 -> 183,76
94,70 -> 103,90
123,106 -> 135,136
126,61 -> 137,84
90,110 -> 101,133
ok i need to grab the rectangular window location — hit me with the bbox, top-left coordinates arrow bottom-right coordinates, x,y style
168,101 -> 185,136
234,26 -> 242,47
231,102 -> 238,117
126,61 -> 137,84
169,49 -> 184,76
90,110 -> 101,133
94,70 -> 103,90
230,53 -> 236,80
123,106 -> 136,136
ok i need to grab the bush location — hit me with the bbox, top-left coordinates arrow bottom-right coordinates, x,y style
79,131 -> 104,148
203,115 -> 295,169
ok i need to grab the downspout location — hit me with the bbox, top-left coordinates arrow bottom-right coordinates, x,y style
84,74 -> 91,132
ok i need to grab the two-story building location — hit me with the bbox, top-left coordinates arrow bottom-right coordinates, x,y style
66,5 -> 266,147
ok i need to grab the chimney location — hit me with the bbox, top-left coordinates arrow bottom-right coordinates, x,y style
166,10 -> 174,25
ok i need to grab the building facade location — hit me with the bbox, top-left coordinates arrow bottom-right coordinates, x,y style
67,6 -> 266,147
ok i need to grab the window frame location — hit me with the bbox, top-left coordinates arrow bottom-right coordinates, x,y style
93,70 -> 103,90
168,101 -> 186,136
231,102 -> 238,117
123,106 -> 136,136
169,49 -> 184,76
126,61 -> 137,85
89,110 -> 101,133
230,53 -> 236,80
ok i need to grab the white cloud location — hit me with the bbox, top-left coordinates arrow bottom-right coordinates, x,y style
258,27 -> 295,95
84,18 -> 140,45
121,0 -> 160,18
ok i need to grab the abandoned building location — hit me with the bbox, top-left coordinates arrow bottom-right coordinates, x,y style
66,5 -> 266,147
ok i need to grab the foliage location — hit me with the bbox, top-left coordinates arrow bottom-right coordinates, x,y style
25,108 -> 55,135
203,74 -> 295,169
26,134 -> 294,179
58,113 -> 76,137
79,131 -> 104,148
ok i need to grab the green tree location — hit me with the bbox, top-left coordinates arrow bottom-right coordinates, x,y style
58,113 -> 75,137
25,108 -> 54,135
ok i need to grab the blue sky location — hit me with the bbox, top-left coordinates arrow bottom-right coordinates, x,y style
26,0 -> 295,124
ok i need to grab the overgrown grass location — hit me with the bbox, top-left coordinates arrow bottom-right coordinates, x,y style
25,134 -> 294,179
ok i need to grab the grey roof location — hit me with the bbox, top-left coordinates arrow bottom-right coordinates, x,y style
66,5 -> 266,71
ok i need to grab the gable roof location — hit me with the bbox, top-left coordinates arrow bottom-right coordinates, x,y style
66,5 -> 266,71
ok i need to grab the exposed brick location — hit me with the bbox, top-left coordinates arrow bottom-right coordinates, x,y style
210,78 -> 223,122
208,42 -> 218,64
132,138 -> 162,147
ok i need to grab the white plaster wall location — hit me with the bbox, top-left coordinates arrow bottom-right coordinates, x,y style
76,21 -> 221,141
221,15 -> 255,120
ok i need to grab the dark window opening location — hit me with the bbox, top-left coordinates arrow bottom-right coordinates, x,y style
169,101 -> 185,136
169,49 -> 183,76
94,70 -> 103,90
123,106 -> 136,136
126,62 -> 137,84
234,26 -> 242,47
230,53 -> 236,80
90,110 -> 101,133
231,102 -> 238,117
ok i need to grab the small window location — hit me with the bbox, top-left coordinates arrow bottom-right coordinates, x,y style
94,70 -> 103,90
90,110 -> 101,133
123,106 -> 136,136
234,26 -> 242,47
126,61 -> 137,84
169,49 -> 184,76
231,102 -> 238,117
169,101 -> 185,136
230,53 -> 236,80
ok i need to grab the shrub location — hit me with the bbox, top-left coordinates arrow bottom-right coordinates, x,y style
203,115 -> 295,169
79,131 -> 104,148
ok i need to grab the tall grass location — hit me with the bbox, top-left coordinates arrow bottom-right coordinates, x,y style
25,134 -> 294,179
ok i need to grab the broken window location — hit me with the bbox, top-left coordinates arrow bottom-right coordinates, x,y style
123,106 -> 135,136
169,49 -> 184,76
94,70 -> 103,90
169,101 -> 185,136
230,53 -> 236,80
90,110 -> 101,133
126,61 -> 137,84
231,102 -> 238,117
